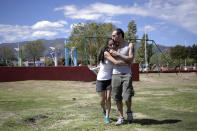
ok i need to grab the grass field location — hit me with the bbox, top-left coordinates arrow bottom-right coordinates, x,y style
0,73 -> 197,131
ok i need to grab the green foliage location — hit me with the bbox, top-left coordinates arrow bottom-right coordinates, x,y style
125,20 -> 138,43
150,52 -> 172,65
170,45 -> 186,60
0,46 -> 16,64
135,45 -> 145,64
187,44 -> 197,62
135,34 -> 153,64
23,40 -> 46,66
0,61 -> 7,66
68,22 -> 116,65
45,58 -> 54,66
170,45 -> 187,66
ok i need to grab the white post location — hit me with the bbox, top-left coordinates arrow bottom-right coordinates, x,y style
14,43 -> 20,66
184,40 -> 187,70
144,27 -> 148,71
49,47 -> 57,66
54,52 -> 58,66
17,43 -> 20,66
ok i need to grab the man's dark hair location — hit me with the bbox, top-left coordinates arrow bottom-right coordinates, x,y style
115,28 -> 124,38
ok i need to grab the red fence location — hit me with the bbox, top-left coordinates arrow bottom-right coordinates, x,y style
0,63 -> 139,82
131,63 -> 139,81
140,69 -> 197,73
0,66 -> 96,82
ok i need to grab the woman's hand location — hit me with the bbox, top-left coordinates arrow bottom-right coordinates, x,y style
109,49 -> 119,57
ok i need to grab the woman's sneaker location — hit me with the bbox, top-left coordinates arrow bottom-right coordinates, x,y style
102,110 -> 106,118
115,117 -> 125,126
105,116 -> 110,123
127,111 -> 133,123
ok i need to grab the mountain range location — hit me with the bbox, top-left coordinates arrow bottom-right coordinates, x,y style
0,38 -> 66,58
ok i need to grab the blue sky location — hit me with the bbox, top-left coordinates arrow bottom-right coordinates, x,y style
0,0 -> 196,47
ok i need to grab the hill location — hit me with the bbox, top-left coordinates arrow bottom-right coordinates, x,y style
0,38 -> 66,57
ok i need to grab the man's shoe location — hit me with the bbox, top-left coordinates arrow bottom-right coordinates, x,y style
127,111 -> 133,123
115,117 -> 125,126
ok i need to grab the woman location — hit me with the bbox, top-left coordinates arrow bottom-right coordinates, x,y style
96,38 -> 128,123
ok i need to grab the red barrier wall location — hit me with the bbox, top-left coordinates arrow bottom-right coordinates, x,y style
131,63 -> 139,81
140,69 -> 197,73
0,64 -> 139,82
0,66 -> 96,82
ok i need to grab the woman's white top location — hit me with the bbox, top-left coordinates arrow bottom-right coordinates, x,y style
97,59 -> 113,80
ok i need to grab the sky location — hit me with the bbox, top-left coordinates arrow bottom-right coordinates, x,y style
0,0 -> 197,47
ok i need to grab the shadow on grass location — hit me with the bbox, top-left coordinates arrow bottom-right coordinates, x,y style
110,118 -> 181,125
132,119 -> 182,125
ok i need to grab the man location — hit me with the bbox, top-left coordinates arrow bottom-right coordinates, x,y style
110,28 -> 134,126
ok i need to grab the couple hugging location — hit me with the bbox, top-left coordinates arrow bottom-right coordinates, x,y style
96,28 -> 134,126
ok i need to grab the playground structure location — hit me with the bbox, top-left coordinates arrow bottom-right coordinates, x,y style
83,36 -> 169,66
49,47 -> 58,66
65,39 -> 78,66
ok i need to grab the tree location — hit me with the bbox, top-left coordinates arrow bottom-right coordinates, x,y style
188,44 -> 197,63
45,57 -> 54,66
150,52 -> 173,67
135,34 -> 153,67
23,40 -> 46,66
170,45 -> 186,66
67,22 -> 116,65
125,20 -> 138,43
0,46 -> 16,65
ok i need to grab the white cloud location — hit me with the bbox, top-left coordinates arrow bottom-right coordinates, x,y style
55,5 -> 102,20
54,3 -> 149,20
55,0 -> 197,34
144,25 -> 156,32
104,17 -> 121,24
143,0 -> 197,34
32,31 -> 57,37
0,20 -> 69,43
155,22 -> 166,25
139,25 -> 156,32
32,20 -> 67,29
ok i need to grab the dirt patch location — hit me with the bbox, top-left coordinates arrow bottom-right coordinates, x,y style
24,114 -> 49,125
134,112 -> 149,118
134,97 -> 149,101
49,120 -> 73,129
134,73 -> 197,89
163,106 -> 194,113
135,128 -> 154,131
177,88 -> 197,93
137,91 -> 174,96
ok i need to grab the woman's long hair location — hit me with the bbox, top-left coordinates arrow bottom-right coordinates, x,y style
98,38 -> 113,63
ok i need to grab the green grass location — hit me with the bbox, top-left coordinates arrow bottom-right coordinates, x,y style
0,73 -> 197,131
